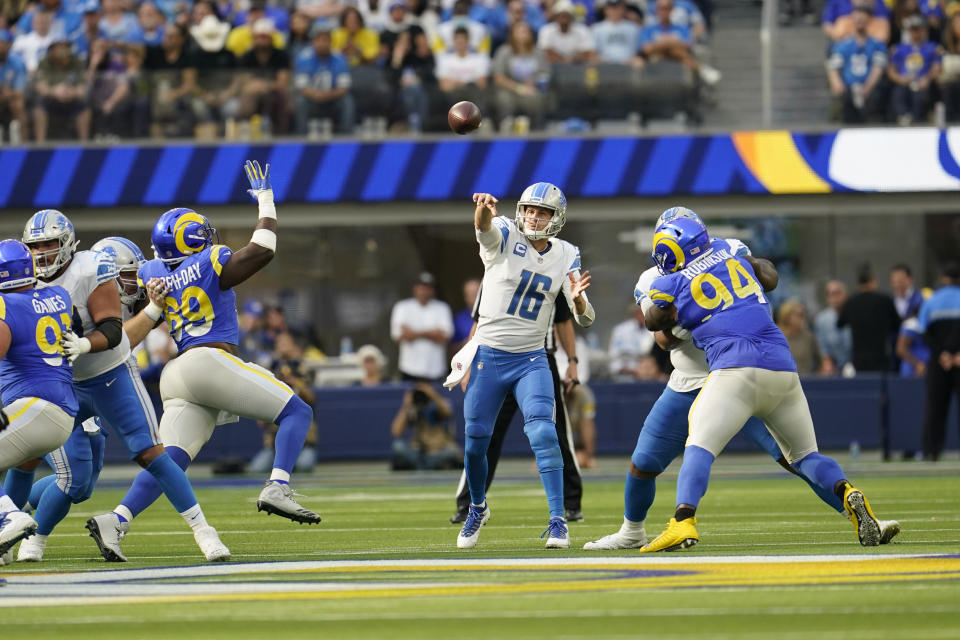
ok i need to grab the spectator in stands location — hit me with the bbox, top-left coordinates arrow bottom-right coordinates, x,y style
780,0 -> 817,27
436,25 -> 490,108
16,0 -> 81,40
297,0 -> 345,21
892,0 -> 944,44
838,264 -> 902,373
98,0 -> 138,46
1,0 -> 29,30
608,306 -> 654,380
213,0 -> 242,28
814,279 -> 853,375
777,299 -> 826,375
390,382 -> 461,470
635,353 -> 666,380
287,11 -> 313,61
638,0 -> 720,84
567,383 -> 597,469
32,37 -> 89,140
379,0 -> 416,57
593,0 -> 641,65
388,25 -> 436,131
918,262 -> 960,460
332,6 -> 380,66
145,22 -> 197,137
225,0 -> 285,57
538,0 -> 596,64
822,0 -> 891,44
249,332 -> 319,473
451,277 -> 480,350
434,0 -> 490,53
190,13 -> 239,138
889,14 -> 942,125
356,343 -> 387,386
941,13 -> 960,120
294,22 -> 356,133
827,5 -> 888,123
891,263 -> 924,319
188,0 -> 216,28
133,1 -> 167,47
11,8 -> 56,72
69,2 -> 102,62
239,298 -> 271,365
646,0 -> 706,42
493,21 -> 549,129
0,29 -> 27,136
87,36 -> 134,137
503,0 -> 547,43
237,18 -> 291,133
390,270 -> 453,382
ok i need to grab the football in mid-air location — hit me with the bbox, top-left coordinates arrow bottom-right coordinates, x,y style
448,101 -> 482,135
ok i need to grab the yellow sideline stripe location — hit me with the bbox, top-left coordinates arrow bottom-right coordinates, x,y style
216,348 -> 290,393
732,131 -> 831,194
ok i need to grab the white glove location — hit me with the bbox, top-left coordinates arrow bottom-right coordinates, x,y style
61,329 -> 92,364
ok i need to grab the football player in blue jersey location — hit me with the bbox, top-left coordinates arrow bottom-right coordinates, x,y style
86,160 -> 320,564
584,207 -> 897,550
11,211 -> 226,563
0,240 -> 78,562
639,216 -> 894,551
4,237 -> 149,562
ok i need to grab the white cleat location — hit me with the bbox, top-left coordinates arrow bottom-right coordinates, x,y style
583,527 -> 647,550
457,503 -> 491,549
257,481 -> 322,525
85,513 -> 130,562
542,517 -> 570,549
194,526 -> 231,562
0,510 -> 37,556
879,520 -> 901,544
17,534 -> 47,562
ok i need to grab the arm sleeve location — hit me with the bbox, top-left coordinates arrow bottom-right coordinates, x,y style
554,290 -> 572,323
476,216 -> 512,264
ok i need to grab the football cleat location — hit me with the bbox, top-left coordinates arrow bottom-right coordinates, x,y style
16,534 -> 47,562
564,508 -> 584,523
842,485 -> 881,547
450,507 -> 468,524
86,513 -> 130,562
457,503 -> 491,549
639,517 -> 699,553
583,524 -> 647,550
194,526 -> 231,562
541,517 -> 570,549
0,510 -> 37,556
879,520 -> 901,544
257,481 -> 322,524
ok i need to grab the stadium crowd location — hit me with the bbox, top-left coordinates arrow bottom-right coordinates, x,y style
821,0 -> 960,124
0,0 -> 720,141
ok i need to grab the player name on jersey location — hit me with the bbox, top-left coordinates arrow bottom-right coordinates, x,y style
31,293 -> 69,314
679,248 -> 732,280
156,262 -> 203,292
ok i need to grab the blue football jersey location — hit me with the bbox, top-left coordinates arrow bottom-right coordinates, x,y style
0,286 -> 79,415
649,240 -> 795,372
138,245 -> 239,351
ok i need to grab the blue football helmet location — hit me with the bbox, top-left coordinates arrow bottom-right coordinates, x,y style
652,217 -> 710,275
0,239 -> 37,291
22,209 -> 79,279
656,206 -> 704,231
92,236 -> 147,305
151,208 -> 218,265
515,182 -> 567,240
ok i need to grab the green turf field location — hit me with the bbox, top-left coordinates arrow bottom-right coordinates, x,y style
2,454 -> 959,639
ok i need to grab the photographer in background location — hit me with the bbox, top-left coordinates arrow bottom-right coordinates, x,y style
390,382 -> 462,470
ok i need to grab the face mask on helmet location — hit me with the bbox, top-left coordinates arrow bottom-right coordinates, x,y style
22,209 -> 78,279
655,206 -> 704,231
515,182 -> 568,241
0,239 -> 38,291
92,237 -> 147,306
651,217 -> 710,275
151,208 -> 218,265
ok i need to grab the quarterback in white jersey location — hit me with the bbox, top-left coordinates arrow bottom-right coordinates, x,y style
13,211 -> 225,564
449,182 -> 594,551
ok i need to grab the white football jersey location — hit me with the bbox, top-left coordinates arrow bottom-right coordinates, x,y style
39,250 -> 131,382
634,237 -> 751,393
474,217 -> 593,353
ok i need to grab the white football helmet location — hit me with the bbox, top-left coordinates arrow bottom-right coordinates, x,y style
655,206 -> 704,231
23,209 -> 79,279
92,236 -> 147,306
515,182 -> 567,241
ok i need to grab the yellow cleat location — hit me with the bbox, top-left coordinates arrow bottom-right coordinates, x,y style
842,484 -> 881,547
638,517 -> 699,553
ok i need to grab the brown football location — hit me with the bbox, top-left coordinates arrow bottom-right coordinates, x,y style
448,101 -> 482,135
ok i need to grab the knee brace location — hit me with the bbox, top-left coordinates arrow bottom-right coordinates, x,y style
524,420 -> 561,472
